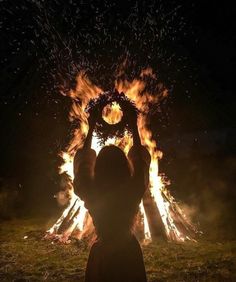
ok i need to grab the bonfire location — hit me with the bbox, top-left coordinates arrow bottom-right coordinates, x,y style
45,69 -> 198,243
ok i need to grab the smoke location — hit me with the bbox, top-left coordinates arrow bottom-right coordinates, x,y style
54,172 -> 73,207
164,154 -> 236,241
0,178 -> 20,219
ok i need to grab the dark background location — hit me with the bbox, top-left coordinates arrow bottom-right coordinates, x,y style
0,0 -> 235,239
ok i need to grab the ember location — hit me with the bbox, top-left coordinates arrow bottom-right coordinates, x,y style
46,69 -> 198,243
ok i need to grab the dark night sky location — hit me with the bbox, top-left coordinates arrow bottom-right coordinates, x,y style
0,0 -> 235,208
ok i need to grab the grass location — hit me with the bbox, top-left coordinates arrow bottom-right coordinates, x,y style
0,217 -> 236,281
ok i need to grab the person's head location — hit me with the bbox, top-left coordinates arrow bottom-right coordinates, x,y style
94,145 -> 131,188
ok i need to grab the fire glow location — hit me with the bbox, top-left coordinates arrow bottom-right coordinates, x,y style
46,69 -> 197,243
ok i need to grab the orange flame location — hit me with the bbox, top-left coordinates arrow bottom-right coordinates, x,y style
102,102 -> 123,124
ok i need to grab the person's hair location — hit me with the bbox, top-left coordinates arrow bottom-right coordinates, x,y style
94,145 -> 131,189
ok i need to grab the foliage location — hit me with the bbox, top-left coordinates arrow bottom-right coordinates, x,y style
86,91 -> 138,144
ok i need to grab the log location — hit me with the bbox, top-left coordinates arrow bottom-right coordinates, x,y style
143,189 -> 166,240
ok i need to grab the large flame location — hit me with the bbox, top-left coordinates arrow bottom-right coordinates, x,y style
46,69 -> 197,243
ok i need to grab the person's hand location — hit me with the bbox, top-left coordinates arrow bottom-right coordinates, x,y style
87,107 -> 99,129
127,108 -> 141,146
127,109 -> 138,130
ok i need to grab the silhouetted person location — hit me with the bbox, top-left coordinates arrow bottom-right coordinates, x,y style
74,110 -> 150,282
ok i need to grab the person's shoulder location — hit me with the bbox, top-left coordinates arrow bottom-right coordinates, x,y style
75,148 -> 97,158
128,146 -> 150,163
74,148 -> 97,168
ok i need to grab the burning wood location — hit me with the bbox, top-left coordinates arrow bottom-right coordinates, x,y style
143,189 -> 166,239
46,69 -> 199,243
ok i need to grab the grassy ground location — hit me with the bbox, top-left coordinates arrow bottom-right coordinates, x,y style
0,218 -> 236,282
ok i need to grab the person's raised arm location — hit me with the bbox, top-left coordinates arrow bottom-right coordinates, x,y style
73,112 -> 97,202
129,111 -> 142,147
128,112 -> 151,200
82,111 -> 96,150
